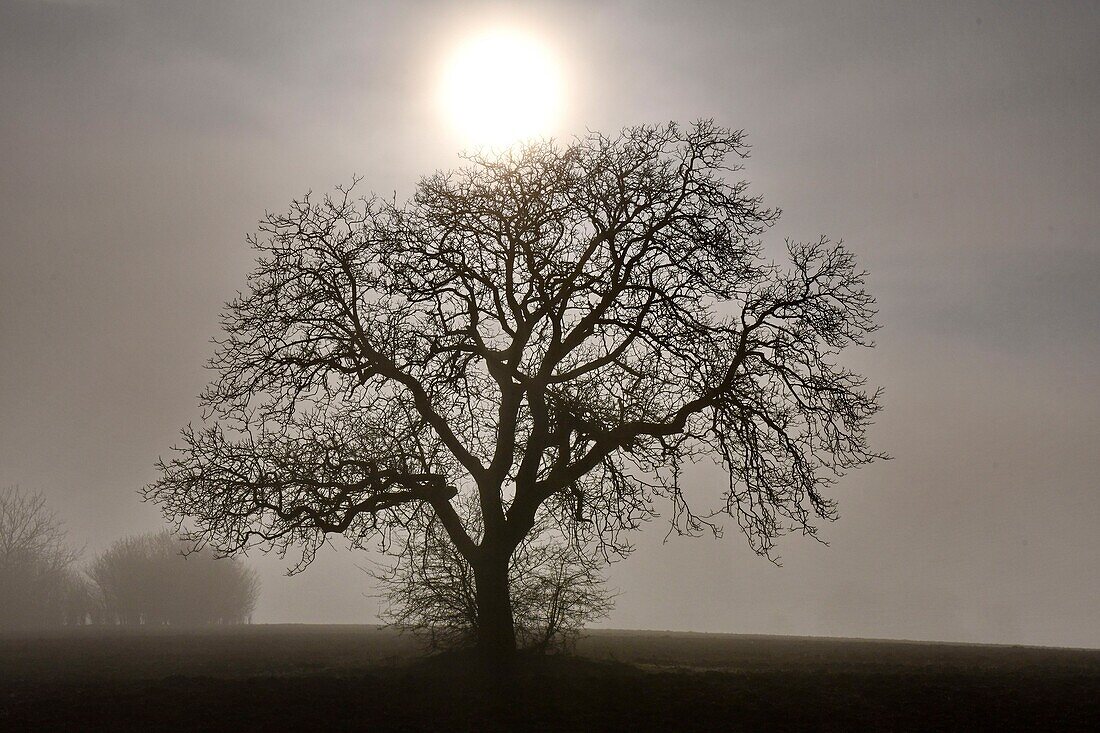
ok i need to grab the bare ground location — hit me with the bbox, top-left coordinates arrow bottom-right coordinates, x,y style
1,625 -> 1097,731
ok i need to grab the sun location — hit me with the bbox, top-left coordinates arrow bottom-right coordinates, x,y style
439,28 -> 563,148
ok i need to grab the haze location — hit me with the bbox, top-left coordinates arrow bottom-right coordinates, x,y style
1,0 -> 1097,648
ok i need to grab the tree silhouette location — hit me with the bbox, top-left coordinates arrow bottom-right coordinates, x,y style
147,121 -> 883,656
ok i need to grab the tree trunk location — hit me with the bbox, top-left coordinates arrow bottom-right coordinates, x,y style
472,551 -> 517,658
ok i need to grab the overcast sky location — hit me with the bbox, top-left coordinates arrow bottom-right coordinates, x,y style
1,0 -> 1097,648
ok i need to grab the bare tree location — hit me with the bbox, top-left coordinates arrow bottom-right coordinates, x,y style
147,121 -> 884,657
376,495 -> 612,653
89,531 -> 259,625
0,485 -> 81,628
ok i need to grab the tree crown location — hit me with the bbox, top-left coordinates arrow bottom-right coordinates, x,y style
148,121 -> 883,570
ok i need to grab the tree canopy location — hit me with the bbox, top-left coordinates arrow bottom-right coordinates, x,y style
147,121 -> 883,654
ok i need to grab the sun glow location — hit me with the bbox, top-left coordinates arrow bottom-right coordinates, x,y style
439,28 -> 563,148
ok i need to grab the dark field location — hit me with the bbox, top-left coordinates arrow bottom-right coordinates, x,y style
2,626 -> 1097,731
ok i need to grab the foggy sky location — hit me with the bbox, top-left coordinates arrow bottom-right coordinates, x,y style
1,0 -> 1097,648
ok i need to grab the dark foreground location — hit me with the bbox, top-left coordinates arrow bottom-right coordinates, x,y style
2,626 -> 1097,731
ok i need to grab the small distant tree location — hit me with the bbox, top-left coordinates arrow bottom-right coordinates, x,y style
89,531 -> 258,625
377,496 -> 612,653
90,532 -> 167,625
0,485 -> 81,628
148,121 -> 884,658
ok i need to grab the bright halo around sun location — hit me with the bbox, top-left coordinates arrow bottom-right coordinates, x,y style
439,28 -> 563,148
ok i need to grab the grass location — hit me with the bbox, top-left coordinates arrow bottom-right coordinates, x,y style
2,625 -> 1097,730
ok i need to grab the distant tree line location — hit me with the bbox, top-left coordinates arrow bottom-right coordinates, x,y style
88,530 -> 259,626
0,486 -> 258,629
